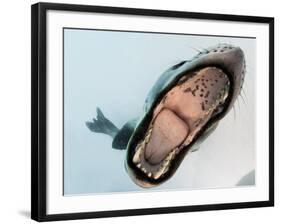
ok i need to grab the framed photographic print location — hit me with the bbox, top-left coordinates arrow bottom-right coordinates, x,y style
31,2 -> 274,222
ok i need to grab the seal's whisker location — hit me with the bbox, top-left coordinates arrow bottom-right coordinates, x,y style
237,97 -> 241,111
242,77 -> 248,90
233,104 -> 237,121
239,93 -> 247,108
189,46 -> 203,54
245,63 -> 253,72
201,47 -> 210,53
241,88 -> 248,102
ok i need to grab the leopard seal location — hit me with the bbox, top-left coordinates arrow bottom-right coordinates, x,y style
86,43 -> 246,188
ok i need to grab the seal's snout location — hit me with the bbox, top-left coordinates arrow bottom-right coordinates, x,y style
222,46 -> 244,69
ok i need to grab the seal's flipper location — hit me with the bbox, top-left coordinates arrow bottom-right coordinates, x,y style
112,118 -> 138,150
86,107 -> 119,138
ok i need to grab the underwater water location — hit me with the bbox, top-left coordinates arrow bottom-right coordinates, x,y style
63,28 -> 256,195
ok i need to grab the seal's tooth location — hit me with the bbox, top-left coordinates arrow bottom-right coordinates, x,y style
222,90 -> 228,101
143,128 -> 153,144
133,141 -> 146,163
162,156 -> 172,169
167,150 -> 175,161
133,146 -> 142,163
153,166 -> 166,179
137,163 -> 141,168
161,160 -> 169,169
152,171 -> 162,179
153,150 -> 176,179
164,151 -> 175,164
141,167 -> 147,173
148,172 -> 152,178
145,134 -> 150,144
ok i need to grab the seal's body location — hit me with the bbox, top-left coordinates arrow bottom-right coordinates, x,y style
86,44 -> 245,188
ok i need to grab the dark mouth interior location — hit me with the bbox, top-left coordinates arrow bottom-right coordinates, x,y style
132,66 -> 231,181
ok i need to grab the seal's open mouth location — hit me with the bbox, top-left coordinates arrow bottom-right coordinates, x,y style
132,66 -> 230,180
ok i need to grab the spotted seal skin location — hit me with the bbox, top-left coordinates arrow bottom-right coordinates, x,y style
86,43 -> 246,188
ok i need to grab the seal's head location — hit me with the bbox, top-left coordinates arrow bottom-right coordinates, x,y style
126,44 -> 245,187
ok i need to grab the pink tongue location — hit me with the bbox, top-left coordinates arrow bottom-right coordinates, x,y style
145,109 -> 190,165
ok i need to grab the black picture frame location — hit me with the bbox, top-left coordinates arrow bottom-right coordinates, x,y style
31,2 -> 274,222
